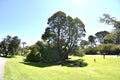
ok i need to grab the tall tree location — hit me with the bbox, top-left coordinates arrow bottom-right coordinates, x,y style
9,36 -> 21,56
95,31 -> 109,43
88,35 -> 96,47
42,11 -> 86,61
21,42 -> 26,48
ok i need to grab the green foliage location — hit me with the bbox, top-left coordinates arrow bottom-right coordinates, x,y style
35,41 -> 60,63
84,44 -> 120,55
42,11 -> 86,61
0,35 -> 21,57
100,14 -> 120,44
24,49 -> 31,56
95,31 -> 109,43
96,44 -> 120,55
26,41 -> 60,63
104,33 -> 115,43
73,48 -> 85,57
84,46 -> 97,55
80,40 -> 89,49
41,46 -> 60,63
88,35 -> 96,47
26,45 -> 41,62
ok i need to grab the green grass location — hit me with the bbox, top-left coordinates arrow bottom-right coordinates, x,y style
4,55 -> 120,80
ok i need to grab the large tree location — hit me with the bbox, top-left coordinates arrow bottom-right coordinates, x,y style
42,11 -> 86,61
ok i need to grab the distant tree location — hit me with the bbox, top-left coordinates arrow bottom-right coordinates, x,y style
0,35 -> 21,57
21,41 -> 27,55
100,14 -> 120,44
21,41 -> 26,48
88,35 -> 96,47
8,36 -> 21,56
95,31 -> 109,43
42,11 -> 86,62
80,40 -> 89,49
103,33 -> 115,43
96,43 -> 120,56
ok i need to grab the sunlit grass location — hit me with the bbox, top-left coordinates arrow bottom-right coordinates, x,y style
4,55 -> 120,80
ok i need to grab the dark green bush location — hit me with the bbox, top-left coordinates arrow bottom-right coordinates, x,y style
41,47 -> 60,63
73,48 -> 85,57
26,45 -> 41,62
96,44 -> 120,55
84,47 -> 97,55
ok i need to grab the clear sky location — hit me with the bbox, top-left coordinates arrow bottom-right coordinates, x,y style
0,0 -> 120,45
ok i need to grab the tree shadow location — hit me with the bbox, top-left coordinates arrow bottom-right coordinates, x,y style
20,61 -> 58,68
20,59 -> 88,68
63,59 -> 88,67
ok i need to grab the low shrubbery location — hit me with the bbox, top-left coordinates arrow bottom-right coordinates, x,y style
73,48 -> 85,57
25,41 -> 85,63
96,44 -> 120,55
41,46 -> 60,63
84,44 -> 120,55
84,46 -> 97,55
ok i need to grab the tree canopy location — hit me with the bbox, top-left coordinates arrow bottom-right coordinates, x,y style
0,35 -> 21,57
95,31 -> 109,43
100,14 -> 120,44
42,11 -> 86,61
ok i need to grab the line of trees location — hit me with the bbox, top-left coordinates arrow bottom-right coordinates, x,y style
83,14 -> 120,55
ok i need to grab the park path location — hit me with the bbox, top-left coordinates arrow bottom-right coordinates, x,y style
0,58 -> 6,80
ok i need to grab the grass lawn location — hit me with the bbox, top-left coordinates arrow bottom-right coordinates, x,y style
4,55 -> 120,80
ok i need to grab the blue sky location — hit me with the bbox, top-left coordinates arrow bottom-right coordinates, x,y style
0,0 -> 120,45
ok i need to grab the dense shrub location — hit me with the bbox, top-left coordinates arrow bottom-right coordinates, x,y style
96,44 -> 120,55
41,47 -> 60,63
26,45 -> 41,62
73,48 -> 85,57
84,46 -> 97,55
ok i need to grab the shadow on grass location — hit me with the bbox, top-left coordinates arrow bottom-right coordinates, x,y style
20,59 -> 88,68
20,61 -> 58,68
63,59 -> 88,67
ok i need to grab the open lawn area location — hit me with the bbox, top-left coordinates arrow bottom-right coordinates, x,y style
4,55 -> 120,80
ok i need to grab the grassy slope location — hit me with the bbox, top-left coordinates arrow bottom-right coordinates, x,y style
4,56 -> 120,80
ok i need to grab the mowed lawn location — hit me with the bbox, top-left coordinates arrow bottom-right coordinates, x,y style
4,55 -> 120,80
